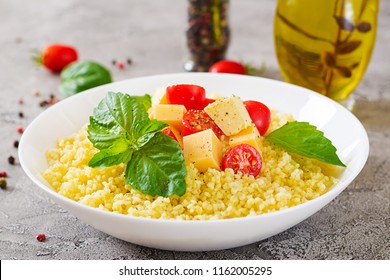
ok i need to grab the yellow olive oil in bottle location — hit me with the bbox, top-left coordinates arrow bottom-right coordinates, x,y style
274,0 -> 379,102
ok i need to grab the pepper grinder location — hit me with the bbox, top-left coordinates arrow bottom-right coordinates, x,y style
184,0 -> 230,72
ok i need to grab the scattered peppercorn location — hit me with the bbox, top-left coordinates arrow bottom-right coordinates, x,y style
8,156 -> 15,165
18,111 -> 24,118
13,140 -> 19,148
0,171 -> 7,177
35,233 -> 46,242
0,178 -> 7,189
127,58 -> 133,65
17,127 -> 24,134
39,100 -> 48,107
117,62 -> 125,70
112,59 -> 116,65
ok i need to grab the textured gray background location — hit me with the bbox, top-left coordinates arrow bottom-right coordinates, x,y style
0,0 -> 389,260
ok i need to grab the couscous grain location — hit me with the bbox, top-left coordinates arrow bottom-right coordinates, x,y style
43,111 -> 338,220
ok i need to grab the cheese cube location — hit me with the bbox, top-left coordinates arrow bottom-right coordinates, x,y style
183,129 -> 222,172
204,96 -> 252,136
229,124 -> 263,152
152,104 -> 187,131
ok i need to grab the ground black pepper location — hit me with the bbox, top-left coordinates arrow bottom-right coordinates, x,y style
18,111 -> 24,118
13,140 -> 19,148
185,0 -> 230,72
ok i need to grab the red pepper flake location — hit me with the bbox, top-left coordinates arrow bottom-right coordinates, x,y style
117,62 -> 125,70
17,127 -> 24,134
36,233 -> 46,242
0,171 -> 7,177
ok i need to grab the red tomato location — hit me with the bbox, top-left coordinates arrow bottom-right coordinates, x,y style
37,44 -> 78,73
182,110 -> 223,138
166,84 -> 206,110
222,144 -> 262,177
200,98 -> 216,109
209,60 -> 246,74
243,100 -> 271,136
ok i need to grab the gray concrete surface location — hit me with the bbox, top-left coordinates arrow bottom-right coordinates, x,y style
0,0 -> 389,260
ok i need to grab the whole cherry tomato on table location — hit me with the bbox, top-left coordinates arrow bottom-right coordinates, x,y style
209,60 -> 266,76
222,144 -> 262,177
34,44 -> 78,73
166,84 -> 206,110
209,60 -> 246,74
243,100 -> 271,136
182,109 -> 223,138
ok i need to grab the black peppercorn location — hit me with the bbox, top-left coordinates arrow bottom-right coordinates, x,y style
8,156 -> 15,165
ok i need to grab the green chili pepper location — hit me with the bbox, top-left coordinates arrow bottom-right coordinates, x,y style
59,61 -> 112,97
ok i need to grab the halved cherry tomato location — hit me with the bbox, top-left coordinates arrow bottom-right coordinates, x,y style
166,84 -> 206,110
182,109 -> 223,138
243,100 -> 271,136
222,144 -> 262,177
209,60 -> 246,75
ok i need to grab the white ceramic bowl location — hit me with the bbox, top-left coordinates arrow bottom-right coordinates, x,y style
19,73 -> 369,251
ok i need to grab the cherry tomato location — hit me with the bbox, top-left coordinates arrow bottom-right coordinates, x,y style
200,98 -> 216,109
182,110 -> 223,138
166,84 -> 206,110
222,144 -> 262,177
243,100 -> 271,136
36,44 -> 78,73
209,60 -> 246,75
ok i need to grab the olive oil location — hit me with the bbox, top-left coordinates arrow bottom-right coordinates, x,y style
274,0 -> 378,102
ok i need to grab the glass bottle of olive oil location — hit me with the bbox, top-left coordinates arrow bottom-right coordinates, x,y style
274,0 -> 379,103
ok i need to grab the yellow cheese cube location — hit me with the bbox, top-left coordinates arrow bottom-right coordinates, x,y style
152,104 -> 187,131
229,125 -> 263,153
183,129 -> 222,172
204,96 -> 252,136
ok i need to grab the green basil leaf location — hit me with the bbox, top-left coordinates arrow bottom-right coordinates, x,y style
87,92 -> 187,197
266,121 -> 346,167
88,139 -> 132,167
133,119 -> 168,146
87,117 -> 124,149
59,61 -> 112,97
125,133 -> 186,197
133,94 -> 152,111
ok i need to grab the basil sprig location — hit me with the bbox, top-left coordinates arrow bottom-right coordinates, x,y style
266,121 -> 346,167
87,92 -> 187,197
